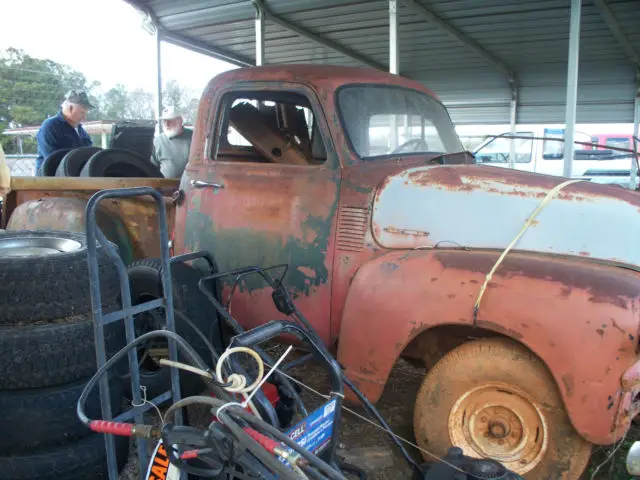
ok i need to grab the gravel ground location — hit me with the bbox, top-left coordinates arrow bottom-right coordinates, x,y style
116,349 -> 638,480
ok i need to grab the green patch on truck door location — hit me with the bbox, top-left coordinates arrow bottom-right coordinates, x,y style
184,211 -> 331,296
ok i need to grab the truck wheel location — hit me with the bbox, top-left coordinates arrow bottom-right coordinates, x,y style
81,149 -> 163,178
0,319 -> 124,390
0,376 -> 125,454
413,338 -> 592,479
56,147 -> 102,177
39,148 -> 71,177
0,433 -> 129,480
125,259 -> 220,399
0,230 -> 119,324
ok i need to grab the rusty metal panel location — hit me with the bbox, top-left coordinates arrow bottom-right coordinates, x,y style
372,164 -> 640,268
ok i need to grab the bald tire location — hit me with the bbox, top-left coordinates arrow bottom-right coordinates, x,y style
413,338 -> 592,479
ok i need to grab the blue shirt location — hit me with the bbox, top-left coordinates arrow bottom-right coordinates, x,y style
35,111 -> 92,172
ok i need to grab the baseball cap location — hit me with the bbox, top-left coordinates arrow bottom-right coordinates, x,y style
65,90 -> 94,109
159,106 -> 182,120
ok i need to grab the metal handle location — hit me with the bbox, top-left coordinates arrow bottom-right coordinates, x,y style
190,180 -> 224,189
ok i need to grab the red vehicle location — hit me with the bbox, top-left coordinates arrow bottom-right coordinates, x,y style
5,65 -> 640,479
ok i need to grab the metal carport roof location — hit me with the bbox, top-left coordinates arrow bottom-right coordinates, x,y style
124,0 -> 640,126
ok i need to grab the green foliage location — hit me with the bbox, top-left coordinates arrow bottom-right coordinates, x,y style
0,47 -> 201,154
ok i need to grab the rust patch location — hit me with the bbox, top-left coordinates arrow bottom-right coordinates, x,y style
561,373 -> 575,397
596,329 -> 605,337
297,266 -> 317,279
380,262 -> 400,273
610,318 -> 625,334
383,226 -> 429,237
434,250 -> 638,309
578,251 -> 590,257
475,319 -> 523,340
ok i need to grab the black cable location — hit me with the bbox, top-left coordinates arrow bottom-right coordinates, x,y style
175,308 -> 220,367
76,330 -> 232,426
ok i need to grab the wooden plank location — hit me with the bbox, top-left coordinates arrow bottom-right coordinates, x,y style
9,176 -> 180,193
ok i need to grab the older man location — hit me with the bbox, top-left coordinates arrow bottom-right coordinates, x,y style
35,90 -> 94,174
152,106 -> 193,178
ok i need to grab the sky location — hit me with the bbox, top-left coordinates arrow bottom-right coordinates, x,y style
0,0 -> 237,94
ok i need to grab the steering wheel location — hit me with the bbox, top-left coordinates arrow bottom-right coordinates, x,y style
392,138 -> 429,154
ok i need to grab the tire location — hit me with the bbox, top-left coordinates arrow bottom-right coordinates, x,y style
0,433 -> 129,480
39,148 -> 71,177
0,319 -> 125,390
413,338 -> 592,479
123,259 -> 219,398
0,376 -> 125,454
0,230 -> 120,324
81,148 -> 163,178
56,147 -> 102,177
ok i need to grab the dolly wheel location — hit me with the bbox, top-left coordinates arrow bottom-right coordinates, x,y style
413,338 -> 592,479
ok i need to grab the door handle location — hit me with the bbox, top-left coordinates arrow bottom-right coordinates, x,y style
190,180 -> 224,189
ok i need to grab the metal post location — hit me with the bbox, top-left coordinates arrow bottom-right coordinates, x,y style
16,136 -> 23,155
155,27 -> 163,132
389,0 -> 399,75
508,75 -> 517,169
389,0 -> 399,149
101,131 -> 107,149
255,2 -> 265,66
563,0 -> 582,178
630,74 -> 640,189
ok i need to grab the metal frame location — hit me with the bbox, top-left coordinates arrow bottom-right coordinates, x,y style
252,0 -> 385,70
254,1 -> 265,66
563,0 -> 582,178
592,0 -> 640,69
85,187 -> 183,480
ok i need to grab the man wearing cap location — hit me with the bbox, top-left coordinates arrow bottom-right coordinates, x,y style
35,90 -> 94,174
152,106 -> 193,178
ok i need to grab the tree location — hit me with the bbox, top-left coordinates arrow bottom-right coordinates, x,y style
0,48 -> 93,153
127,89 -> 154,120
101,84 -> 128,120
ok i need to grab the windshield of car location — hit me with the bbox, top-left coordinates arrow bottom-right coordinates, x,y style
337,86 -> 463,159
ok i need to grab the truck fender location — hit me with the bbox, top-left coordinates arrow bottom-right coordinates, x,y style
336,248 -> 640,445
6,197 -> 134,264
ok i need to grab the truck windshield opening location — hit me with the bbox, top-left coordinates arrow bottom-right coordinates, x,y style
337,85 -> 463,160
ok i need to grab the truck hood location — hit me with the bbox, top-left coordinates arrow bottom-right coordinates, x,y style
372,164 -> 640,268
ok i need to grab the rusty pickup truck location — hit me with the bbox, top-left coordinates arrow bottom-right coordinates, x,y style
4,65 -> 640,479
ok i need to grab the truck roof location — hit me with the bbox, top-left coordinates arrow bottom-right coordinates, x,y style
205,64 -> 438,100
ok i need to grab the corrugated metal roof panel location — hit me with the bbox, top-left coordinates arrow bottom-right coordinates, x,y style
128,0 -> 640,124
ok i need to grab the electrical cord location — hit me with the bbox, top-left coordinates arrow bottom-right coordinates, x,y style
76,330 -> 232,427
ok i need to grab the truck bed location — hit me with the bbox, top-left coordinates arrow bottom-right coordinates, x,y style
2,177 -> 180,262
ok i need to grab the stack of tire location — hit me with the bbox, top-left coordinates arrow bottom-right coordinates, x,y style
0,230 -> 129,480
38,146 -> 163,178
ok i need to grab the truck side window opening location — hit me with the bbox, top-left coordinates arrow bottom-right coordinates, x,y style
474,133 -> 534,164
337,85 -> 462,159
542,129 -> 594,159
214,92 -> 326,166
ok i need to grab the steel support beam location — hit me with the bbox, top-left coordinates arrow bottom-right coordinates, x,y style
402,0 -> 514,78
631,73 -> 640,189
155,28 -> 163,133
125,0 -> 253,67
508,75 -> 518,170
254,2 -> 265,66
563,0 -> 582,178
253,0 -> 385,71
592,0 -> 640,69
389,0 -> 399,74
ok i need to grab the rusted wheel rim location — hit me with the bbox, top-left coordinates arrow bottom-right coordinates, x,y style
448,383 -> 547,475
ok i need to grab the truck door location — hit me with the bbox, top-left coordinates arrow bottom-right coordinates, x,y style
177,85 -> 340,343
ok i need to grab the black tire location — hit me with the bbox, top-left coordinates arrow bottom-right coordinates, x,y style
56,146 -> 102,177
0,230 -> 120,325
0,376 -> 125,454
0,433 -> 129,480
81,148 -> 163,178
0,319 -> 125,390
124,259 -> 219,398
39,148 -> 71,176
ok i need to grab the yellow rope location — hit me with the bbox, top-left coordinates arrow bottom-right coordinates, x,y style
472,178 -> 585,323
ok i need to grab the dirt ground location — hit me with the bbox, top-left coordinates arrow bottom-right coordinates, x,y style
119,351 -> 638,480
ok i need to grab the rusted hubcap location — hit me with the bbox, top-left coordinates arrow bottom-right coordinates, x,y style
448,383 -> 547,474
